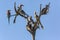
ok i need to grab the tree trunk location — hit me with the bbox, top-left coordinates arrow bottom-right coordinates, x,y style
32,31 -> 35,40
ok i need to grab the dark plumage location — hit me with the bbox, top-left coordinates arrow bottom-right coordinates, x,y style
13,2 -> 28,23
20,10 -> 29,17
7,10 -> 11,23
41,3 -> 50,15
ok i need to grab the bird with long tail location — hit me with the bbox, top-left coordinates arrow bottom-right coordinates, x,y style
13,2 -> 29,23
7,10 -> 11,24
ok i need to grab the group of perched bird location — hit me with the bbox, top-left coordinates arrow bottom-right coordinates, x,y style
7,2 -> 29,23
26,3 -> 50,34
7,2 -> 50,33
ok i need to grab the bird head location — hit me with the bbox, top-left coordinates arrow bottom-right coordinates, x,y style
7,10 -> 11,14
46,2 -> 50,8
20,4 -> 24,6
18,4 -> 24,8
18,4 -> 24,10
8,10 -> 11,11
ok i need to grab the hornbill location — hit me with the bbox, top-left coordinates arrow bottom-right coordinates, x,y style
7,10 -> 11,23
34,11 -> 44,29
13,2 -> 28,23
40,3 -> 50,15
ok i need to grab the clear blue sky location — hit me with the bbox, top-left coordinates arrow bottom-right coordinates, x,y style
0,0 -> 60,40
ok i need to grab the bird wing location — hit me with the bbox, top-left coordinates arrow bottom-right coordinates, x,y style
19,10 -> 29,19
20,10 -> 29,17
41,7 -> 49,15
7,11 -> 11,24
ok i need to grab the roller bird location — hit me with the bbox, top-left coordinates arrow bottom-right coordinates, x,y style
17,4 -> 24,11
34,11 -> 44,29
13,2 -> 28,23
40,3 -> 50,15
18,4 -> 29,17
7,10 -> 11,24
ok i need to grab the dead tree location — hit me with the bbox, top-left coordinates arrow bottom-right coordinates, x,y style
7,2 -> 50,40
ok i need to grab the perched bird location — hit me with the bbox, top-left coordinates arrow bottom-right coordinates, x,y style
34,11 -> 44,29
20,10 -> 29,17
13,2 -> 28,23
7,10 -> 11,24
18,4 -> 29,17
40,3 -> 50,15
18,4 -> 24,11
